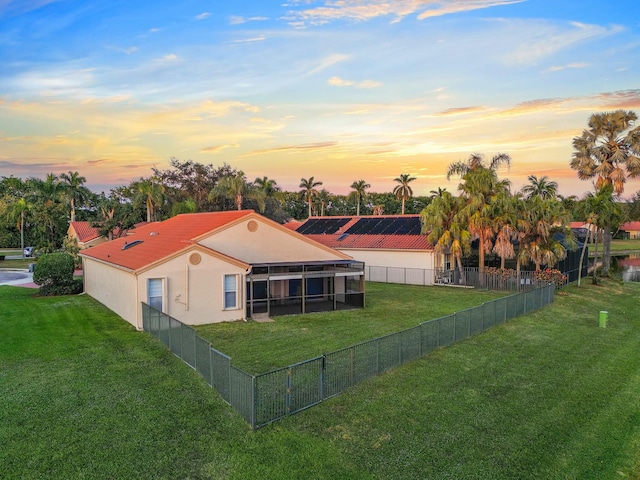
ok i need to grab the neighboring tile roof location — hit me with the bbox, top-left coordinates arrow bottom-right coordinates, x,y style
69,221 -> 101,243
304,233 -> 431,250
80,210 -> 253,271
283,220 -> 303,231
296,215 -> 433,251
620,221 -> 640,231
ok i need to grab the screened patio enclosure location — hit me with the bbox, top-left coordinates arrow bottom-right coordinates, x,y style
246,261 -> 365,318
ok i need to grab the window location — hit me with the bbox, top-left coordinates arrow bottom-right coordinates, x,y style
224,274 -> 238,309
148,278 -> 164,311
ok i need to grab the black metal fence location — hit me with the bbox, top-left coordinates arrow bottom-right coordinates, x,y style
142,283 -> 554,429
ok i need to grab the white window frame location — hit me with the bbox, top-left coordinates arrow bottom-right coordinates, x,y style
148,278 -> 166,312
223,274 -> 239,310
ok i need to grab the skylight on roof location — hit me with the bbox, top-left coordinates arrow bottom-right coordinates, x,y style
122,239 -> 144,250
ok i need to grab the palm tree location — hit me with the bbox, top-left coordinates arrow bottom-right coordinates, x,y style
571,109 -> 640,271
59,171 -> 88,222
349,179 -> 370,216
135,177 -> 165,222
393,174 -> 416,214
516,195 -> 569,272
421,191 -> 470,283
429,187 -> 447,198
316,189 -> 331,216
299,177 -> 323,218
521,175 -> 558,200
491,191 -> 520,269
574,184 -> 622,285
254,176 -> 281,198
446,153 -> 512,277
209,171 -> 265,212
446,152 -> 511,180
9,198 -> 30,259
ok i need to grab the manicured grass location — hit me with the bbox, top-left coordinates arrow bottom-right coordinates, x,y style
599,238 -> 640,254
0,257 -> 35,269
2,281 -> 640,479
197,283 -> 505,373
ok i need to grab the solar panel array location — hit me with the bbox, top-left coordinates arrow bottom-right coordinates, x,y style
345,217 -> 422,235
296,218 -> 351,235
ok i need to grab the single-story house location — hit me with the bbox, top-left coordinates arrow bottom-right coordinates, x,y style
287,215 -> 441,285
67,221 -> 107,249
80,210 -> 365,330
619,221 -> 640,239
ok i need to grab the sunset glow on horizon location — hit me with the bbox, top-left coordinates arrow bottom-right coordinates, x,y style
1,0 -> 640,199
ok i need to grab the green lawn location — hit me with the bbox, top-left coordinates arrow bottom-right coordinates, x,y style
197,283 -> 505,373
1,281 -> 640,479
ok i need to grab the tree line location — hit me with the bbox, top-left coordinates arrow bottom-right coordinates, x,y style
1,109 -> 639,281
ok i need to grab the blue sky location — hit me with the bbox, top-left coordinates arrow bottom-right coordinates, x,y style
1,0 -> 639,198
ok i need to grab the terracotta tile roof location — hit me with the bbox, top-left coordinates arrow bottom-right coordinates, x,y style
283,220 -> 303,230
80,210 -> 253,271
620,221 -> 640,231
297,215 -> 433,250
69,221 -> 101,243
305,233 -> 432,250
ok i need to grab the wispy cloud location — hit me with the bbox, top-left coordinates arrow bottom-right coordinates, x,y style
229,15 -> 269,25
230,36 -> 266,44
545,62 -> 591,72
305,53 -> 351,76
195,12 -> 210,20
245,141 -> 338,156
328,76 -> 382,88
202,144 -> 239,154
285,0 -> 524,26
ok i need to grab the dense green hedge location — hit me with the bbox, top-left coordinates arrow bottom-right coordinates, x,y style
33,252 -> 82,296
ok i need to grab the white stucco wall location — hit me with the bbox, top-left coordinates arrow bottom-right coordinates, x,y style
336,248 -> 437,286
336,249 -> 434,270
202,217 -> 350,264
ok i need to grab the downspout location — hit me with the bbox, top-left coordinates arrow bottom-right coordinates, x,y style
185,263 -> 189,311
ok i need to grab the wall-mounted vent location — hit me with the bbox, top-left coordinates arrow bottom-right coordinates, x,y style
122,240 -> 144,250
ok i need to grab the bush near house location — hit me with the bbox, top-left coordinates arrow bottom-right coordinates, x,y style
33,252 -> 82,296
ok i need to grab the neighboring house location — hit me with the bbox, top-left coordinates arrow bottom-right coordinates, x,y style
67,221 -> 107,249
68,221 -> 147,249
288,215 -> 439,285
80,210 -> 364,330
619,221 -> 640,239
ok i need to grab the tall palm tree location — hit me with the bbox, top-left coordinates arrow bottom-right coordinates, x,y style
393,174 -> 416,214
209,171 -> 265,212
571,109 -> 640,271
349,179 -> 370,216
516,195 -> 569,272
446,153 -> 511,277
9,198 -> 30,259
299,177 -> 323,218
59,171 -> 88,222
421,191 -> 470,282
574,184 -> 622,285
135,177 -> 165,222
521,175 -> 558,200
491,191 -> 520,269
254,176 -> 281,198
446,152 -> 511,180
316,189 -> 331,216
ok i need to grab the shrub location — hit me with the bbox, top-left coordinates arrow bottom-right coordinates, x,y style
33,252 -> 82,296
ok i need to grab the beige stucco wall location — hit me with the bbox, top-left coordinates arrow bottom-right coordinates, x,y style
83,248 -> 248,329
202,217 -> 350,264
137,248 -> 247,326
83,259 -> 139,329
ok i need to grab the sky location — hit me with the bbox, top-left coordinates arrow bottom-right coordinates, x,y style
1,0 -> 640,199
